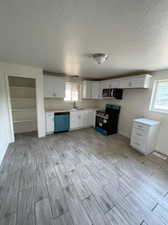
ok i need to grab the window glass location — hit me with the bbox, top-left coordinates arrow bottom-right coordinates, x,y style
64,81 -> 79,101
150,80 -> 168,113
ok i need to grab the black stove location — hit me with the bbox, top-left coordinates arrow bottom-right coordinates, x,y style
95,104 -> 121,136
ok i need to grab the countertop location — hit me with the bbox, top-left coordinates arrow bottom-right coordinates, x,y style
133,118 -> 160,126
45,108 -> 98,113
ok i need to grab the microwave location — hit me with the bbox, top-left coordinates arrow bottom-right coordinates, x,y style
102,88 -> 123,99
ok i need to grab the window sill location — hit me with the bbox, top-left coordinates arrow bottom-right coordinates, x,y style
149,109 -> 168,114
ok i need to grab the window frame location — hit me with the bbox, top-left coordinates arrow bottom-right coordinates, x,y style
64,81 -> 81,102
149,79 -> 168,114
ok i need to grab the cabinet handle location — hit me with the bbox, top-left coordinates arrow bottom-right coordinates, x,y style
135,142 -> 140,146
129,81 -> 132,87
137,125 -> 143,128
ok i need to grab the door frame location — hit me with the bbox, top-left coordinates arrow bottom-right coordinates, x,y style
5,72 -> 45,142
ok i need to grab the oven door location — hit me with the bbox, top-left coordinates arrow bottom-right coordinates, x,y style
96,115 -> 108,129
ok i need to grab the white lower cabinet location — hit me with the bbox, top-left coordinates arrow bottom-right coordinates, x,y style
70,109 -> 95,130
130,118 -> 160,155
46,112 -> 54,134
46,109 -> 96,134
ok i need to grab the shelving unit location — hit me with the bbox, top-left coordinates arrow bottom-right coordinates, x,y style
9,77 -> 37,134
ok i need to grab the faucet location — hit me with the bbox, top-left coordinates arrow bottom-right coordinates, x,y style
73,101 -> 77,109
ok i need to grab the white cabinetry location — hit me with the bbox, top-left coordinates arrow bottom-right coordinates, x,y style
70,109 -> 95,130
92,81 -> 101,99
70,111 -> 82,129
44,75 -> 65,98
82,81 -> 92,99
46,112 -> 54,134
109,79 -> 120,88
119,75 -> 151,89
130,118 -> 160,155
82,81 -> 100,99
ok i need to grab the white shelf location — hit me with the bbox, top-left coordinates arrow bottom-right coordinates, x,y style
10,86 -> 35,89
11,98 -> 35,100
14,120 -> 36,123
12,108 -> 36,112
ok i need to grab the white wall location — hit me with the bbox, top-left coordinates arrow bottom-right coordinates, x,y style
97,71 -> 168,155
0,72 -> 11,164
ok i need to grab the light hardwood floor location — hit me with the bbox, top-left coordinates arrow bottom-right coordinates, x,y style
1,128 -> 168,225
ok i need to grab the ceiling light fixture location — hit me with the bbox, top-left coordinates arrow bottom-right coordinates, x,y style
92,53 -> 108,64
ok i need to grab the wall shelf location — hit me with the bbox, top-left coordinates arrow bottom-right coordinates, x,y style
14,120 -> 35,123
12,108 -> 36,112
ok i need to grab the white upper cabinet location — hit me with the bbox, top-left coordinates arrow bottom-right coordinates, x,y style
110,79 -> 120,88
92,81 -> 101,99
119,75 -> 151,89
44,75 -> 65,98
82,80 -> 100,99
82,74 -> 151,99
82,80 -> 92,99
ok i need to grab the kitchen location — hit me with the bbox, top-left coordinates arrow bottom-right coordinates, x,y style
44,74 -> 151,134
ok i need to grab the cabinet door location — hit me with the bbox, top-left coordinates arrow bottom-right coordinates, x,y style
92,81 -> 100,99
46,112 -> 54,133
110,79 -> 120,88
44,76 -> 54,97
81,111 -> 88,127
82,81 -> 92,99
119,75 -> 151,89
87,110 -> 94,127
44,76 -> 65,98
119,79 -> 131,88
100,81 -> 107,97
131,77 -> 149,88
92,110 -> 96,127
53,77 -> 65,98
70,112 -> 78,129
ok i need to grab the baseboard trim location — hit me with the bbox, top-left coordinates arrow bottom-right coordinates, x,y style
0,142 -> 9,166
118,130 -> 130,138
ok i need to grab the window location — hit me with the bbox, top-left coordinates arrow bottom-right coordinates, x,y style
64,81 -> 80,101
150,79 -> 168,113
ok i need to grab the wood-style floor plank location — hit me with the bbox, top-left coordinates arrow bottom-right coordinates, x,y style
0,128 -> 168,225
35,198 -> 53,225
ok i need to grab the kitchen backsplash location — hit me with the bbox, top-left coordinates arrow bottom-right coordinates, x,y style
44,98 -> 99,110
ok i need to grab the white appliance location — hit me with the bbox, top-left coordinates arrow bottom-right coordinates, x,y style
130,118 -> 160,155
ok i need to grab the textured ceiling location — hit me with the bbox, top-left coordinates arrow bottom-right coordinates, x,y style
0,0 -> 168,78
